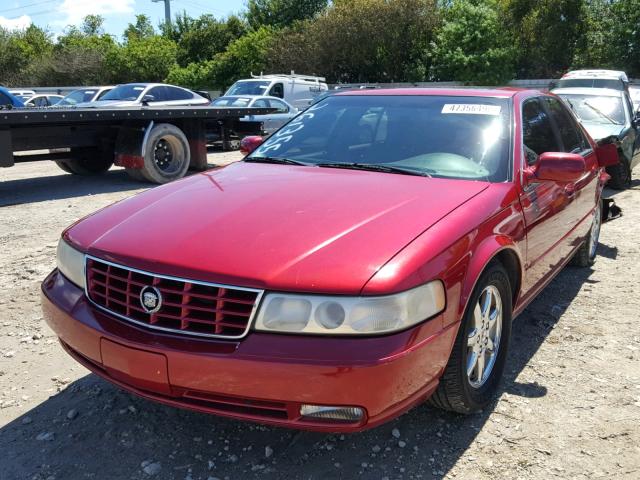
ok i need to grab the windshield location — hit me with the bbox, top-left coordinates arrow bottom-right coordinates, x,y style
101,84 -> 145,101
211,97 -> 252,107
556,78 -> 624,90
58,89 -> 97,105
248,95 -> 511,182
558,94 -> 625,125
226,81 -> 270,96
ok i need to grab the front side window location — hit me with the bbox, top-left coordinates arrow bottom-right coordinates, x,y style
522,98 -> 560,165
269,83 -> 284,98
249,95 -> 512,182
543,97 -> 589,153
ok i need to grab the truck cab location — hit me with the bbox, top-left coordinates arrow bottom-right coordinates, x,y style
225,73 -> 328,110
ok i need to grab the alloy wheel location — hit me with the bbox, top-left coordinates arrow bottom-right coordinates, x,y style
467,285 -> 503,388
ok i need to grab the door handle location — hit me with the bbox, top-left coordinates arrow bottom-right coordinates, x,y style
564,184 -> 576,197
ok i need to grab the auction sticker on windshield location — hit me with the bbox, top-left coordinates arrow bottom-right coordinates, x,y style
442,104 -> 501,115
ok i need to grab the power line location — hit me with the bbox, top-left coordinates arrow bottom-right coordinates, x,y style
0,0 -> 59,15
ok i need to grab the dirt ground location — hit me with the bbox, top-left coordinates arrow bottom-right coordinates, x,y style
0,155 -> 639,480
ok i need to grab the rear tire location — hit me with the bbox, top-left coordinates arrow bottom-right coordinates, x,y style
571,201 -> 601,267
606,154 -> 631,190
55,147 -> 113,175
139,123 -> 190,184
429,261 -> 513,413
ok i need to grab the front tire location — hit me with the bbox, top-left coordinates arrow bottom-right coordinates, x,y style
606,154 -> 631,190
429,261 -> 513,413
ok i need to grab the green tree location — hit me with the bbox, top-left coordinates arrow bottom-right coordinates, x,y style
247,0 -> 328,28
267,0 -> 440,83
431,0 -> 516,84
499,0 -> 587,78
124,14 -> 155,42
81,14 -> 105,36
609,0 -> 640,77
176,14 -> 247,66
108,35 -> 177,83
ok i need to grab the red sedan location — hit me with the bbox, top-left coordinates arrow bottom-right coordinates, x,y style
41,89 -> 617,432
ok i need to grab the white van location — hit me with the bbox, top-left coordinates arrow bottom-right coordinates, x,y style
224,73 -> 328,110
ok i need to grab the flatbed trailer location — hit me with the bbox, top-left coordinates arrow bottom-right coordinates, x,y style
0,105 -> 270,183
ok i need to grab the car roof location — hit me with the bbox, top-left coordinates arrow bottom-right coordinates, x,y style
334,87 -> 535,98
551,87 -> 622,97
561,69 -> 628,81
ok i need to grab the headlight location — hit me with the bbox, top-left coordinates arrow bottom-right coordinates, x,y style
56,238 -> 86,289
254,282 -> 445,335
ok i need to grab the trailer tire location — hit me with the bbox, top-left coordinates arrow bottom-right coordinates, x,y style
54,160 -> 75,174
125,168 -> 147,182
55,148 -> 113,175
139,123 -> 190,184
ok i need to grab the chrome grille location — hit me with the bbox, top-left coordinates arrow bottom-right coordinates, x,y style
85,257 -> 262,339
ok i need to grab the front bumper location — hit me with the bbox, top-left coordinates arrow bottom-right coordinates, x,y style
41,269 -> 456,432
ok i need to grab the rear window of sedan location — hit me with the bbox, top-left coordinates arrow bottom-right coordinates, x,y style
250,95 -> 512,182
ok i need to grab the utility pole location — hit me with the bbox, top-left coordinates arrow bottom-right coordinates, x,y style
152,0 -> 172,27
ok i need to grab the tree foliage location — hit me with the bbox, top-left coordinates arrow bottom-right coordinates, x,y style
2,2 -> 640,89
432,0 -> 516,84
247,0 -> 329,28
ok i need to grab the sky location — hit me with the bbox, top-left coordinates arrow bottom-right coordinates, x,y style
0,0 -> 247,38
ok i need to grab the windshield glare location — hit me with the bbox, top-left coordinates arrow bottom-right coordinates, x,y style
248,95 -> 511,182
226,81 -> 270,96
101,84 -> 145,101
558,94 -> 625,125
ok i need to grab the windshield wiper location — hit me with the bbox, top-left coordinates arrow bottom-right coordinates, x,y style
316,162 -> 432,177
245,156 -> 309,166
583,101 -> 622,125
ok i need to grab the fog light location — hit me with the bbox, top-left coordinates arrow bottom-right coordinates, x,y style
300,404 -> 364,422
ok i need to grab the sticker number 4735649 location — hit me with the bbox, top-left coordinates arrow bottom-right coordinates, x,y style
441,104 -> 501,115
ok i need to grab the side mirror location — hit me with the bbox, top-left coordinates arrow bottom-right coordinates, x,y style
141,94 -> 155,104
595,142 -> 619,167
536,152 -> 586,182
240,135 -> 264,155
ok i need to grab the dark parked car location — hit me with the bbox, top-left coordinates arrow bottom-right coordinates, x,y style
553,87 -> 640,189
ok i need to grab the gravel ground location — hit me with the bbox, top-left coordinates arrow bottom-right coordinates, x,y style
0,156 -> 639,480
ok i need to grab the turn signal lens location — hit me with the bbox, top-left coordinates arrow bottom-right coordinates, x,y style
300,405 -> 364,422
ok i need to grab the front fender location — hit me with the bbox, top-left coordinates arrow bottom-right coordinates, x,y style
458,237 -> 524,323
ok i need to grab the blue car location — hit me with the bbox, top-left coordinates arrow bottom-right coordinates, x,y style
0,87 -> 25,107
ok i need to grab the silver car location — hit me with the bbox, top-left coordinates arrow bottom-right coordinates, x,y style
76,83 -> 209,108
211,95 -> 298,135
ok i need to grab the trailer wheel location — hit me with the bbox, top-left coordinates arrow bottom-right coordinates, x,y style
139,123 -> 190,184
55,148 -> 113,175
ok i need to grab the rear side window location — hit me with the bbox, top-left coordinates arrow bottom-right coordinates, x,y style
166,86 -> 193,101
522,98 -> 560,164
268,99 -> 289,113
543,97 -> 589,153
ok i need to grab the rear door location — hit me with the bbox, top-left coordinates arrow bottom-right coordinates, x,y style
519,97 -> 577,292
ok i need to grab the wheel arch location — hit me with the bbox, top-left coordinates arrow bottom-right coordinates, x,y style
459,237 -> 523,320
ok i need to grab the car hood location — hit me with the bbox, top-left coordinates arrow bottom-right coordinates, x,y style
580,121 -> 625,140
67,163 -> 489,294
